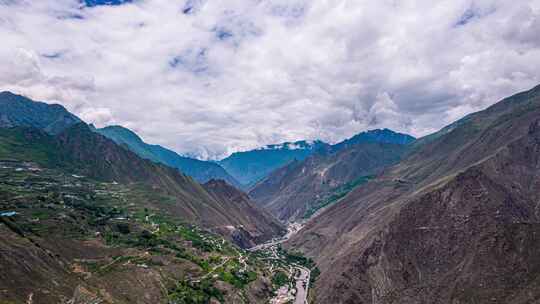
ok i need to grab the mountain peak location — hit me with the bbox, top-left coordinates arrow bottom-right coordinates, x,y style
99,125 -> 144,143
0,90 -> 18,97
219,139 -> 330,186
205,178 -> 231,187
332,128 -> 415,151
0,91 -> 81,134
261,139 -> 326,151
204,179 -> 241,198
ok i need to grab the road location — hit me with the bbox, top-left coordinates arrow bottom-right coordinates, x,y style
248,222 -> 304,252
193,257 -> 231,282
294,266 -> 310,304
249,222 -> 311,304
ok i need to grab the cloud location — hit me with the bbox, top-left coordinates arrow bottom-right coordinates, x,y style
0,0 -> 539,159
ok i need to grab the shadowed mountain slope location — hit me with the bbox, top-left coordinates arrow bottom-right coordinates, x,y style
203,179 -> 286,248
286,84 -> 540,303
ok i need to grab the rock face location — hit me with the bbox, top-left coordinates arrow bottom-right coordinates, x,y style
286,84 -> 540,303
249,130 -> 414,222
0,91 -> 81,134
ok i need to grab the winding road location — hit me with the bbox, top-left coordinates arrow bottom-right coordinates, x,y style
249,222 -> 311,304
294,266 -> 310,304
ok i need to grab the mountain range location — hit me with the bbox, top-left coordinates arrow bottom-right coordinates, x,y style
218,140 -> 328,187
285,84 -> 540,303
249,129 -> 415,222
0,91 -> 284,247
2,84 -> 540,304
0,91 -> 296,304
93,125 -> 241,187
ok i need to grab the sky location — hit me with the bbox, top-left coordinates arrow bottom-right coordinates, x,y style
0,0 -> 539,159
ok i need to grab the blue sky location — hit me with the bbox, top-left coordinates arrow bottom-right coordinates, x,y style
0,0 -> 539,159
83,0 -> 132,6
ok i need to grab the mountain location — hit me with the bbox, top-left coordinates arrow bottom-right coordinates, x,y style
94,125 -> 241,187
0,156 -> 281,304
249,129 -> 415,222
0,92 -> 284,246
330,128 -> 415,152
203,179 -> 286,248
285,84 -> 540,303
0,123 -> 284,245
0,92 -> 293,304
0,91 -> 81,134
219,140 -> 329,187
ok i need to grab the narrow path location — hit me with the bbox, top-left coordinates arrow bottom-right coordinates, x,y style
193,257 -> 231,282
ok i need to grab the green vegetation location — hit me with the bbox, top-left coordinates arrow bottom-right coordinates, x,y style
0,159 -> 293,303
168,279 -> 223,304
278,247 -> 321,286
303,175 -> 374,218
84,255 -> 162,276
280,248 -> 316,269
310,267 -> 320,285
216,259 -> 257,288
0,128 -> 61,167
272,270 -> 289,288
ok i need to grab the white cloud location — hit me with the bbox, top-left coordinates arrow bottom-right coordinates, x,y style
0,0 -> 539,159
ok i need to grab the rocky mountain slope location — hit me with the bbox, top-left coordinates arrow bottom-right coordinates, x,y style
203,179 -> 285,248
219,140 -> 329,187
94,125 -> 240,187
249,129 -> 414,222
286,84 -> 540,303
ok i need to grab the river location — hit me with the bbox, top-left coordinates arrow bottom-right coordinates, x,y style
249,222 -> 311,304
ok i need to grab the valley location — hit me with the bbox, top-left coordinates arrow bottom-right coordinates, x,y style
2,85 -> 540,304
285,84 -> 540,303
0,159 -> 312,304
2,1 -> 539,303
248,221 -> 314,304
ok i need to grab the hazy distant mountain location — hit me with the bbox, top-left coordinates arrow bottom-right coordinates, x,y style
0,91 -> 81,135
219,140 -> 329,187
286,84 -> 540,303
94,125 -> 241,187
249,129 -> 415,221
